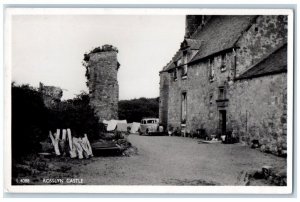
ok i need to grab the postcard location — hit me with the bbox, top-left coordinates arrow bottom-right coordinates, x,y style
4,8 -> 294,194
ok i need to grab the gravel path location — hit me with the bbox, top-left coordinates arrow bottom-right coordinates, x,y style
75,134 -> 286,185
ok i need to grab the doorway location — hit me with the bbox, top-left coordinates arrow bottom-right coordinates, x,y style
219,110 -> 226,135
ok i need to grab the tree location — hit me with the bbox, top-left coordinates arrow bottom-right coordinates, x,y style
118,97 -> 159,123
11,83 -> 49,158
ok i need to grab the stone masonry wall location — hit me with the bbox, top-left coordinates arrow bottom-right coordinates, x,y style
236,15 -> 287,76
227,74 -> 287,154
161,15 -> 287,155
165,54 -> 287,155
166,51 -> 236,135
186,53 -> 234,135
86,46 -> 119,122
159,71 -> 170,128
39,82 -> 63,109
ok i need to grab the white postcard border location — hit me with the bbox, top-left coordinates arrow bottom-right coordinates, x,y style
4,8 -> 294,194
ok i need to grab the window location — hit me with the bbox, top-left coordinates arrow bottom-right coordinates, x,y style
177,59 -> 182,66
147,120 -> 155,124
218,86 -> 226,100
220,54 -> 227,72
209,93 -> 213,105
209,59 -> 215,82
181,92 -> 187,124
173,68 -> 178,81
181,51 -> 188,79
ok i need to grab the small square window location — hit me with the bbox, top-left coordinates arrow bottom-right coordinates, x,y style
218,86 -> 226,100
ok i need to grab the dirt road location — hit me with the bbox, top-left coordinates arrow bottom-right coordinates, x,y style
74,134 -> 286,185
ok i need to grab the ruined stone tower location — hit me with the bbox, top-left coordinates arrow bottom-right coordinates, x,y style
83,45 -> 119,122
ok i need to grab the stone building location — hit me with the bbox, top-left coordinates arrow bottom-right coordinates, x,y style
39,82 -> 63,109
159,15 -> 288,155
83,45 -> 120,122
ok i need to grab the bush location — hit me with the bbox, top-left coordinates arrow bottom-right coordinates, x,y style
11,83 -> 102,160
57,93 -> 103,140
12,83 -> 49,158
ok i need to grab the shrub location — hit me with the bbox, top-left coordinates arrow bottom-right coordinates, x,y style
11,83 -> 102,160
11,83 -> 49,158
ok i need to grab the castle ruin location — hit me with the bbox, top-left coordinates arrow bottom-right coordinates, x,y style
83,45 -> 120,122
39,82 -> 63,109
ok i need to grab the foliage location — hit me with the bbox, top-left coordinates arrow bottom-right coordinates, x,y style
12,81 -> 159,159
11,83 -> 49,158
11,83 -> 102,159
118,97 -> 159,123
57,93 -> 103,140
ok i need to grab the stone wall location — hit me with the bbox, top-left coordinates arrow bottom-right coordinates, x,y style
236,15 -> 287,76
85,45 -> 119,122
185,15 -> 212,38
165,55 -> 287,155
39,82 -> 63,109
159,71 -> 170,128
166,51 -> 236,135
228,74 -> 287,154
160,15 -> 288,155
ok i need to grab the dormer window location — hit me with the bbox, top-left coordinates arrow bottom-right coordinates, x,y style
177,59 -> 182,67
220,54 -> 227,72
181,65 -> 187,79
181,51 -> 188,79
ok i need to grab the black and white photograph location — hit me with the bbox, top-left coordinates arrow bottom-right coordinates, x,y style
4,8 -> 293,194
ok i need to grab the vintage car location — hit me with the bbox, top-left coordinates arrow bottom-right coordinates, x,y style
139,118 -> 164,135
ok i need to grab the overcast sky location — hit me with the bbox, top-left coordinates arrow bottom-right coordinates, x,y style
11,15 -> 185,100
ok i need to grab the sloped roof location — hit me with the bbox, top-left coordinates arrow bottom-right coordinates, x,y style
161,50 -> 182,72
162,39 -> 202,73
162,60 -> 174,72
190,15 -> 257,63
181,38 -> 202,50
236,43 -> 287,80
160,15 -> 258,73
172,49 -> 182,62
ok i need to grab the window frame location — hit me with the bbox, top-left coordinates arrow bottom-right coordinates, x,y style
208,59 -> 215,82
181,51 -> 188,79
220,54 -> 227,72
209,93 -> 213,105
173,68 -> 178,81
218,86 -> 226,100
181,91 -> 187,124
